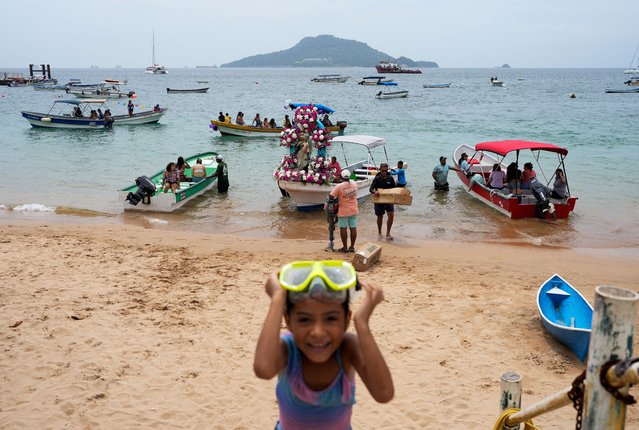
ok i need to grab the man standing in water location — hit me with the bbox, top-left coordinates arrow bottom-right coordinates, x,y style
432,156 -> 461,191
213,155 -> 229,193
370,163 -> 396,240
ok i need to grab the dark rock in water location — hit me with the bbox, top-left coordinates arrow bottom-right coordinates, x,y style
501,64 -> 511,68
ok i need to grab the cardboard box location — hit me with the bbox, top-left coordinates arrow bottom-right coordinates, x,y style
352,242 -> 382,272
371,187 -> 413,206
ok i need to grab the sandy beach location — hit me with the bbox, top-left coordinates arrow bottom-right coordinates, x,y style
1,221 -> 638,429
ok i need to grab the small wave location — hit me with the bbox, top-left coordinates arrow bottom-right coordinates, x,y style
145,217 -> 168,225
13,204 -> 55,213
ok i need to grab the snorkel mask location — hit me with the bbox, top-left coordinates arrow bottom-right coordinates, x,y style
279,260 -> 359,304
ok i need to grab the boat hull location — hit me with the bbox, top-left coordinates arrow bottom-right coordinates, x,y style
452,144 -> 577,219
67,89 -> 133,99
112,109 -> 167,125
423,83 -> 451,88
375,91 -> 409,99
167,87 -> 209,93
21,111 -> 106,129
375,66 -> 421,74
278,177 -> 373,210
537,274 -> 593,362
119,152 -> 219,212
210,120 -> 344,137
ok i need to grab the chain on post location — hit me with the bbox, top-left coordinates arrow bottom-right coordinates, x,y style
567,370 -> 586,430
599,359 -> 637,405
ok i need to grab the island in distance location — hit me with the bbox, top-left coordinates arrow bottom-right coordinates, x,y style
221,34 -> 438,68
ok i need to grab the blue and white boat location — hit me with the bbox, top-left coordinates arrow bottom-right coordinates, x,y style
21,99 -> 167,129
374,82 -> 409,99
536,273 -> 593,362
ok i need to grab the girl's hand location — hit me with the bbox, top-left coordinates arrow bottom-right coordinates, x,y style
265,272 -> 286,301
354,280 -> 384,327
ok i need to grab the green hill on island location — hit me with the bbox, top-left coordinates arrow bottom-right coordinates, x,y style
221,35 -> 438,68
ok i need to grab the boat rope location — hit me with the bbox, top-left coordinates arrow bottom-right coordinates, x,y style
492,408 -> 540,430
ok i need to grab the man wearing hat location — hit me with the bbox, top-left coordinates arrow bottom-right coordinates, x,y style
329,169 -> 359,252
213,155 -> 229,193
432,155 -> 461,192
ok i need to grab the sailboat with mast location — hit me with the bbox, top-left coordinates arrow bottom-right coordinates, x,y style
145,29 -> 168,74
624,43 -> 639,74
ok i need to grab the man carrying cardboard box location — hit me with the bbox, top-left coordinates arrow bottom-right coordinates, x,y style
369,162 -> 397,240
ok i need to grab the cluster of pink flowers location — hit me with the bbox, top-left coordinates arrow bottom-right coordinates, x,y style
279,128 -> 299,148
311,128 -> 331,149
273,155 -> 332,185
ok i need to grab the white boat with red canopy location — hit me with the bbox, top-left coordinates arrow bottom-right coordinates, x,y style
452,140 -> 577,219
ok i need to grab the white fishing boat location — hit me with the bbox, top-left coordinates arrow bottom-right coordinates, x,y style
623,44 -> 639,74
276,135 -> 389,210
311,74 -> 350,83
490,77 -> 504,87
145,29 -> 168,74
358,76 -> 393,85
67,84 -> 136,99
21,99 -> 167,129
375,82 -> 408,99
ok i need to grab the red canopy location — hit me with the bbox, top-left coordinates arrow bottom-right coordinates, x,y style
475,140 -> 568,156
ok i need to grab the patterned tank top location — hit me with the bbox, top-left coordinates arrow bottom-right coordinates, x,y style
275,332 -> 355,430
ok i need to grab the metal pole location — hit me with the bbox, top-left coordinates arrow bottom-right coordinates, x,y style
582,285 -> 639,430
504,386 -> 572,427
500,371 -> 522,430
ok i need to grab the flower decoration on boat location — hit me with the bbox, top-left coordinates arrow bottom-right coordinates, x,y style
294,105 -> 318,133
279,128 -> 299,148
311,129 -> 331,149
274,155 -> 331,185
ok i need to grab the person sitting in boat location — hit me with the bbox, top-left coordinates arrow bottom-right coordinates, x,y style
328,156 -> 342,182
162,162 -> 180,193
73,106 -> 83,118
521,162 -> 536,189
89,110 -> 98,119
236,111 -> 245,125
505,162 -> 522,192
487,164 -> 506,190
176,156 -> 191,183
458,153 -> 472,178
225,113 -> 231,123
263,117 -> 270,129
551,168 -> 568,199
252,113 -> 262,127
218,112 -> 225,122
269,118 -> 276,128
191,158 -> 207,183
153,104 -> 161,112
321,114 -> 333,127
283,115 -> 292,128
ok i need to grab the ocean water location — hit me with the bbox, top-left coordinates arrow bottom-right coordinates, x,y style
1,67 -> 637,253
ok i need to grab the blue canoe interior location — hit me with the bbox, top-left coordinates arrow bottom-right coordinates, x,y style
536,274 -> 594,362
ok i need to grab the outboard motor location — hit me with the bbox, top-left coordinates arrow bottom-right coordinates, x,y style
125,175 -> 157,206
529,177 -> 556,219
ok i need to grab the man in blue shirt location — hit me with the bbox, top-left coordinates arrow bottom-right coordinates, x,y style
432,156 -> 461,191
390,160 -> 407,187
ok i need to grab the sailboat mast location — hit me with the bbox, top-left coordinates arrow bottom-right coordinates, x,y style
152,28 -> 156,65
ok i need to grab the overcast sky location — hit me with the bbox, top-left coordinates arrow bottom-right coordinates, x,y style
2,0 -> 637,68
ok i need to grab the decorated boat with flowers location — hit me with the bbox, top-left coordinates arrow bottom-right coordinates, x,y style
210,103 -> 346,137
274,105 -> 389,210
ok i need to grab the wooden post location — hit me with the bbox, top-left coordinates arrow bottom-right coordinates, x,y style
500,371 -> 522,430
582,285 -> 639,430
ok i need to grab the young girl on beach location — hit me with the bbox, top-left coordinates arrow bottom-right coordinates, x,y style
162,162 -> 179,193
254,260 -> 394,429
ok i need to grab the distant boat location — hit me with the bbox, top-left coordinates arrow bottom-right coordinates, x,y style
375,60 -> 421,74
423,83 -> 450,88
358,76 -> 393,85
624,77 -> 639,86
311,74 -> 350,83
166,87 -> 209,94
375,82 -> 408,99
537,273 -> 593,362
490,77 -> 504,86
623,44 -> 639,74
145,29 -> 168,74
605,87 -> 639,93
